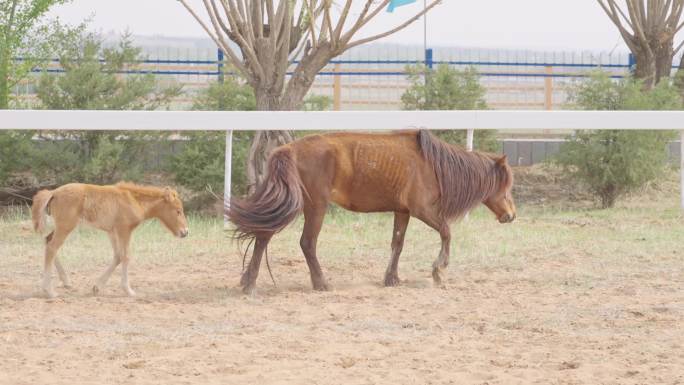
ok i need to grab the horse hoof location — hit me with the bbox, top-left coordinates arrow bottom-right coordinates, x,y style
63,284 -> 73,290
92,285 -> 101,296
43,289 -> 57,299
239,272 -> 250,287
124,289 -> 136,297
312,282 -> 332,292
242,284 -> 256,296
384,275 -> 401,287
431,268 -> 445,287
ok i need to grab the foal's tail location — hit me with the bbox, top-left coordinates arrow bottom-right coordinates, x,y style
227,146 -> 305,242
32,189 -> 54,233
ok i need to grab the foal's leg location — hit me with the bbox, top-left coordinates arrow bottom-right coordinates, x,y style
117,231 -> 136,297
54,258 -> 71,288
93,232 -> 123,295
384,212 -> 410,287
42,222 -> 77,298
300,202 -> 331,291
431,224 -> 451,286
240,235 -> 272,295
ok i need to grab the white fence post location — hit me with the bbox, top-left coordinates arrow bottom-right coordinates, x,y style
466,128 -> 474,151
224,130 -> 233,228
681,130 -> 684,210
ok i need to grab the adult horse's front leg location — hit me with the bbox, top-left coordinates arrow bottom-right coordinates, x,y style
300,203 -> 331,291
384,212 -> 410,287
431,224 -> 451,286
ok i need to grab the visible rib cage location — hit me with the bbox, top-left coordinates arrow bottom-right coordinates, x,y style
417,130 -> 503,220
227,147 -> 305,242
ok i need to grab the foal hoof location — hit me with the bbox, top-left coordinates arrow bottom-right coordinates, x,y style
384,274 -> 401,287
43,289 -> 57,299
123,288 -> 137,297
92,285 -> 101,296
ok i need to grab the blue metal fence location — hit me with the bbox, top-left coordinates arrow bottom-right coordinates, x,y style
20,48 -> 644,78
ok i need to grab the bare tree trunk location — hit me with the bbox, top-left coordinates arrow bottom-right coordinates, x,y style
633,48 -> 658,89
246,89 -> 295,193
675,54 -> 684,103
655,38 -> 675,84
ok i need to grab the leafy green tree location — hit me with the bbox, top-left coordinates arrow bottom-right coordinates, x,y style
30,31 -> 182,184
0,130 -> 32,183
401,64 -> 498,152
172,72 -> 331,199
172,74 -> 255,198
556,71 -> 680,208
0,0 -> 74,108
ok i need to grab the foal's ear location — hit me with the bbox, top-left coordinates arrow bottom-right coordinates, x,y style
496,155 -> 508,167
164,186 -> 173,202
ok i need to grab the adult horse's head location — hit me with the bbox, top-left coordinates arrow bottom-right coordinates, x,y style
156,187 -> 189,238
484,155 -> 516,223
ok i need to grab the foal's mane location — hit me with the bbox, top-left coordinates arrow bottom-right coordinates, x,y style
417,130 -> 510,220
115,182 -> 168,199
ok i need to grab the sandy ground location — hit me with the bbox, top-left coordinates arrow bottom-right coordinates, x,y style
1,206 -> 684,384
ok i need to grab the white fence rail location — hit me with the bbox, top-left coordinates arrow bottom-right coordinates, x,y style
1,110 -> 683,216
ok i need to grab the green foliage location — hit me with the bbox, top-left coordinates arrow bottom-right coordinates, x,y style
0,130 -> 32,183
172,73 -> 330,199
0,0 -> 75,108
556,72 -> 680,208
26,31 -> 182,185
171,74 -> 255,198
302,94 -> 332,111
401,64 -> 498,152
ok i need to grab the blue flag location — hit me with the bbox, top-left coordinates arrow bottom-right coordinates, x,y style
387,0 -> 417,12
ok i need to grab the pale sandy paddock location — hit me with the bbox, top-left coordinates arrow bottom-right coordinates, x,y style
1,183 -> 683,384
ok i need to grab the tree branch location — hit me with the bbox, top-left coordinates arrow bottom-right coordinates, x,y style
344,0 -> 441,51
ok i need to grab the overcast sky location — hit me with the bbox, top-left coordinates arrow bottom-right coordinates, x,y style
47,1 -> 658,53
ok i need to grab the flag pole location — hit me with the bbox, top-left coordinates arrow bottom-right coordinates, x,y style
423,0 -> 427,53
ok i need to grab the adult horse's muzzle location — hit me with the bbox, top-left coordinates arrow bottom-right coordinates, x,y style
499,213 -> 516,224
179,228 -> 189,238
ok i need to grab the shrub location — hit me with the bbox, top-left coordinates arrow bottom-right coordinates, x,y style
556,72 -> 680,208
401,64 -> 498,152
30,31 -> 181,185
171,72 -> 331,198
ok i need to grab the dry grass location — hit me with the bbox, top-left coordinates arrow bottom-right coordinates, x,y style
1,180 -> 683,384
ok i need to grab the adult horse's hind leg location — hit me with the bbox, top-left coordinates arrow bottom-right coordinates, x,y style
240,234 -> 272,295
431,224 -> 451,286
384,212 -> 410,287
300,202 -> 331,291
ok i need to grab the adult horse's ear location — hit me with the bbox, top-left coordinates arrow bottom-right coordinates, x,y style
164,186 -> 173,202
496,155 -> 508,167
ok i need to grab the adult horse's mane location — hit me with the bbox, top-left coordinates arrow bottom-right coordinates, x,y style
115,182 -> 167,198
417,130 -> 511,220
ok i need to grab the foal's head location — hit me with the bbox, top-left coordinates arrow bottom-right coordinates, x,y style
155,187 -> 189,238
483,155 -> 516,224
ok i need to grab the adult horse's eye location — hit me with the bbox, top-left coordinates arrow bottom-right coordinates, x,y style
177,209 -> 181,215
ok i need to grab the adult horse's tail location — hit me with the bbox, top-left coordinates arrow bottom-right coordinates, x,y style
227,147 -> 305,242
32,189 -> 54,233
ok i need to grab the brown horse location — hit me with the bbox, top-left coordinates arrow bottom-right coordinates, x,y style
229,130 -> 516,294
32,182 -> 189,298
